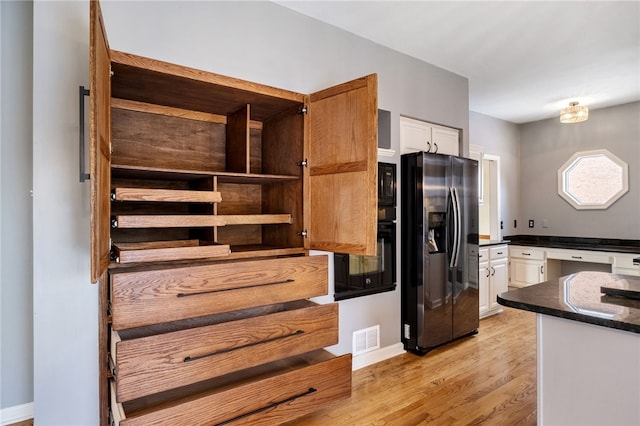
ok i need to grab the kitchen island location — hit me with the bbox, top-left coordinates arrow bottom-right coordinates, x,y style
498,272 -> 640,426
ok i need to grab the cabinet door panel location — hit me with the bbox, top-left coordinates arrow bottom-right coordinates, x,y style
400,117 -> 432,153
479,259 -> 490,316
90,0 -> 111,283
431,125 -> 459,156
490,258 -> 509,309
511,259 -> 543,287
307,74 -> 378,255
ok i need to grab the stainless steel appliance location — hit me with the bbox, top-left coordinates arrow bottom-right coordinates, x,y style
401,151 -> 479,354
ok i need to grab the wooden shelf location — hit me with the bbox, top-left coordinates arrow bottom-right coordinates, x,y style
113,240 -> 230,264
108,244 -> 307,270
113,214 -> 292,229
112,187 -> 222,203
111,164 -> 299,184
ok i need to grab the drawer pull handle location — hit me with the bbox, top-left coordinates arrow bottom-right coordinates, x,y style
522,252 -> 531,256
215,387 -> 317,425
497,251 -> 503,255
176,278 -> 295,298
571,256 -> 582,259
184,330 -> 304,363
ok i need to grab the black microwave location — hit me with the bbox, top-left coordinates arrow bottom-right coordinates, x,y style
378,162 -> 396,221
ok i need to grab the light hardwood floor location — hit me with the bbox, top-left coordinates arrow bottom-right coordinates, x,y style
285,307 -> 537,426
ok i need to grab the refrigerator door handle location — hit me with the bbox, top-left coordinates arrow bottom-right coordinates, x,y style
449,187 -> 460,269
452,187 -> 462,268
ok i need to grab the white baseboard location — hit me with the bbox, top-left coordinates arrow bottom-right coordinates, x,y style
352,342 -> 405,370
1,402 -> 33,425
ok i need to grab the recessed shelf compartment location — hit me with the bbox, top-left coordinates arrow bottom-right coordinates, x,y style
111,164 -> 300,184
112,240 -> 230,264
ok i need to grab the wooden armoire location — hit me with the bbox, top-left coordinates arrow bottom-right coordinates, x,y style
88,1 -> 379,425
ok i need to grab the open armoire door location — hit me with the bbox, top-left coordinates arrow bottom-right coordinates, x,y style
306,74 -> 378,256
90,2 -> 112,424
90,0 -> 111,284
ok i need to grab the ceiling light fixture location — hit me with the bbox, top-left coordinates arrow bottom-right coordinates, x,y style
560,101 -> 589,123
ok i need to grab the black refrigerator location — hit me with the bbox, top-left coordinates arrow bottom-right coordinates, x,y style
401,151 -> 479,354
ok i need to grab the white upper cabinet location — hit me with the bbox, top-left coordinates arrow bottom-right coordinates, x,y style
400,116 -> 459,156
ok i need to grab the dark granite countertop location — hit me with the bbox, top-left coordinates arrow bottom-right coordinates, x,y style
479,239 -> 510,247
505,235 -> 640,254
498,271 -> 640,334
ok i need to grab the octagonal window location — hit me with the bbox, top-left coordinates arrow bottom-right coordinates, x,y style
558,149 -> 628,209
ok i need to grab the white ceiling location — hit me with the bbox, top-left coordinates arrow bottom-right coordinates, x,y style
275,1 -> 640,124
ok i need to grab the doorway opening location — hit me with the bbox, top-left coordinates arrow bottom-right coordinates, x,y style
479,154 -> 501,241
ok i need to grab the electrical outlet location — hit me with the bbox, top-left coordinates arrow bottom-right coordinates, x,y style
500,221 -> 504,230
528,219 -> 534,228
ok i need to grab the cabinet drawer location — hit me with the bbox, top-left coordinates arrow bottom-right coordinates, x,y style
111,255 -> 328,329
110,350 -> 352,426
111,301 -> 338,402
478,248 -> 489,261
509,246 -> 544,260
546,250 -> 611,264
614,255 -> 640,269
489,245 -> 508,260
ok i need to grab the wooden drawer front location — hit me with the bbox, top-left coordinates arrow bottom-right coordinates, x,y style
489,245 -> 508,260
111,351 -> 352,426
112,302 -> 338,402
111,255 -> 328,329
509,246 -> 544,260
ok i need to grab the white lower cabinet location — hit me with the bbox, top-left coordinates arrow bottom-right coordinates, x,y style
509,245 -> 547,288
479,245 -> 509,318
613,254 -> 640,276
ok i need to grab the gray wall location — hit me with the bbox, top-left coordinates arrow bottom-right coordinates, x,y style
519,102 -> 640,239
15,2 -> 469,423
1,0 -> 33,411
32,1 -> 99,425
469,111 -> 521,236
